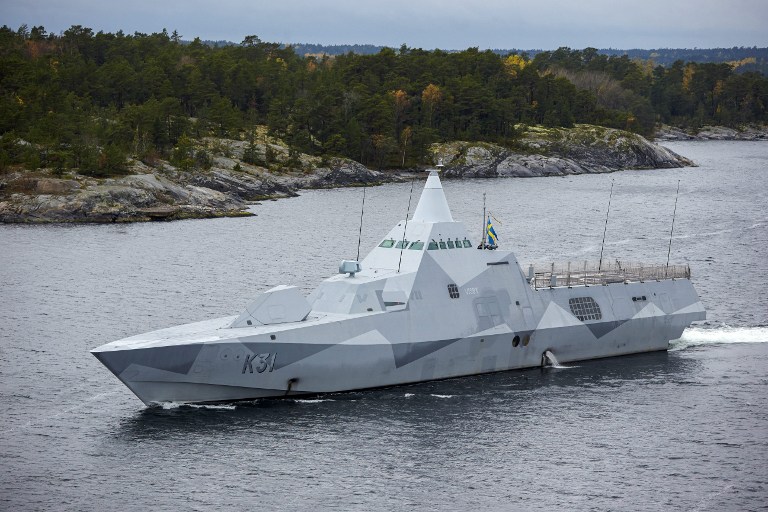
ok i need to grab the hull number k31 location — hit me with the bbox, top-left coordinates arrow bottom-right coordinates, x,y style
242,353 -> 277,374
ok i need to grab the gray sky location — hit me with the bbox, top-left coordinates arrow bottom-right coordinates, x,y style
2,0 -> 767,49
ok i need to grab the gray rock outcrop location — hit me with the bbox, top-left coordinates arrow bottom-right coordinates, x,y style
655,124 -> 768,141
434,124 -> 692,178
1,124 -> 698,223
0,155 -> 393,223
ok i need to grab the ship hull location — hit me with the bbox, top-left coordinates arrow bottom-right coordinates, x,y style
92,280 -> 705,405
91,169 -> 705,405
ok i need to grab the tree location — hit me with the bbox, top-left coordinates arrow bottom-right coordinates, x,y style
1,25 -> 766,174
170,133 -> 195,171
504,54 -> 528,78
370,134 -> 395,169
323,134 -> 347,156
421,83 -> 442,128
202,95 -> 241,136
96,144 -> 127,176
389,89 -> 410,138
399,125 -> 412,167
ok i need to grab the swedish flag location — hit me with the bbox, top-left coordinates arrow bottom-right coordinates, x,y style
486,216 -> 499,246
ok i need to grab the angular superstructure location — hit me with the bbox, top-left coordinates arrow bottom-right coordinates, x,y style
92,168 -> 706,405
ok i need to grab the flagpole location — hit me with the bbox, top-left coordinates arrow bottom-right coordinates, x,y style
481,193 -> 486,249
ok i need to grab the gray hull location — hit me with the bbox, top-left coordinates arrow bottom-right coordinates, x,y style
92,171 -> 705,405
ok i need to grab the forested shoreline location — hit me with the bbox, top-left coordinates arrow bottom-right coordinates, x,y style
1,24 -> 767,178
290,43 -> 768,74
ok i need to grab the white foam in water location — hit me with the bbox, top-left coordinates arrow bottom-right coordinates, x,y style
430,394 -> 455,399
544,350 -> 573,369
670,326 -> 768,351
404,393 -> 415,398
188,403 -> 238,410
158,402 -> 237,410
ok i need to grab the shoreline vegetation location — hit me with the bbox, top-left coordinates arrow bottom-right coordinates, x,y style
1,123 -> 700,223
1,25 -> 766,222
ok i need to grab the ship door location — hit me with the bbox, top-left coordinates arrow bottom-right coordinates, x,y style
475,297 -> 503,331
609,288 -> 632,320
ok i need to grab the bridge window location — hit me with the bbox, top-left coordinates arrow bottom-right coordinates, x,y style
379,239 -> 395,248
395,240 -> 409,249
569,297 -> 602,321
447,283 -> 460,299
439,240 -> 447,249
447,240 -> 455,249
428,241 -> 439,250
408,241 -> 424,250
454,239 -> 462,249
462,239 -> 472,248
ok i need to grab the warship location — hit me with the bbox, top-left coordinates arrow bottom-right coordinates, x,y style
92,166 -> 706,405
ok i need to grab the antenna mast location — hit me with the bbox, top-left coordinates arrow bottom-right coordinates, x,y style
356,186 -> 366,261
397,178 -> 416,273
665,180 -> 681,277
598,179 -> 614,272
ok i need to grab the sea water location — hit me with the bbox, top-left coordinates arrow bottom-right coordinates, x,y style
1,141 -> 766,510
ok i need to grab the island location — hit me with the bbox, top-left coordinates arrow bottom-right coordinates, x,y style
0,123 -> 693,223
1,26 -> 765,222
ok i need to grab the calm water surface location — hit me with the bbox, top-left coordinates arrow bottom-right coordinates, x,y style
1,141 -> 767,511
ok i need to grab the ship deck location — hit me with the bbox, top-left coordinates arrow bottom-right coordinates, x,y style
527,261 -> 691,289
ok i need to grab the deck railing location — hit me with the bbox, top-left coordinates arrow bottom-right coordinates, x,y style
527,261 -> 690,289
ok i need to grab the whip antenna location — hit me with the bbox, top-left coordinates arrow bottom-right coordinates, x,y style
598,179 -> 614,272
356,186 -> 366,261
665,180 -> 681,277
397,178 -> 416,273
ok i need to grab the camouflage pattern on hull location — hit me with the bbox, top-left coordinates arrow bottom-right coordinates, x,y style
92,170 -> 705,405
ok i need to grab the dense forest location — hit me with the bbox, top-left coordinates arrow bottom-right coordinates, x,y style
598,47 -> 768,74
1,24 -> 767,176
293,43 -> 768,74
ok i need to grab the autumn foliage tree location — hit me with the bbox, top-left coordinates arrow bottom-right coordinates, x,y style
0,25 -> 766,173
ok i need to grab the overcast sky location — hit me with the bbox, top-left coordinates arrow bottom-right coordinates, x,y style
2,0 -> 767,50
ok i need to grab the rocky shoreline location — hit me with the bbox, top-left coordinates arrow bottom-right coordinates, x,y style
1,124 -> 695,223
655,124 -> 768,141
434,124 -> 692,178
0,143 -> 394,223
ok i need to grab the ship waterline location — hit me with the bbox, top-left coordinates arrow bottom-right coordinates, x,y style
92,168 -> 705,405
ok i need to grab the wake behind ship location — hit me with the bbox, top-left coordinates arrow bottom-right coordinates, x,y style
92,166 -> 705,405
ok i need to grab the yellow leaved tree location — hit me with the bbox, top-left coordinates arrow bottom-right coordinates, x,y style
504,54 -> 528,78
